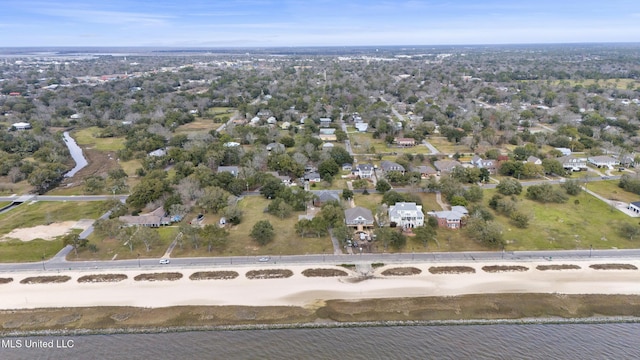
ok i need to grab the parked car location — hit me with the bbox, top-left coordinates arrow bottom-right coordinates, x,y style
159,258 -> 170,265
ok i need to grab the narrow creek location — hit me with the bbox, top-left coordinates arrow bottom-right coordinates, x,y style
63,131 -> 88,178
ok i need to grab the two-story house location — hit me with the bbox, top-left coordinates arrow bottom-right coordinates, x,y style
388,202 -> 424,228
470,155 -> 497,174
380,160 -> 405,175
352,164 -> 374,179
558,155 -> 588,172
344,207 -> 375,229
427,206 -> 468,229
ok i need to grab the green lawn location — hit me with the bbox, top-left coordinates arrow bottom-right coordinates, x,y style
483,188 -> 640,251
586,180 -> 639,203
428,137 -> 472,154
0,238 -> 65,263
0,201 -> 105,236
348,132 -> 387,154
0,201 -> 106,262
73,127 -> 125,152
175,118 -> 222,134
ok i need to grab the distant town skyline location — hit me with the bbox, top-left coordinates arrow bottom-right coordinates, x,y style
2,0 -> 639,47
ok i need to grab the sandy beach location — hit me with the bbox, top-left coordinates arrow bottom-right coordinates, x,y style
1,259 -> 640,310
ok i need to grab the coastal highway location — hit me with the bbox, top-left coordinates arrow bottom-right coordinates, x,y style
2,247 -> 640,273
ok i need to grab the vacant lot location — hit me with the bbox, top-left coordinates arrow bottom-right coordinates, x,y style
348,132 -> 386,155
202,197 -> 331,257
483,188 -> 640,251
77,225 -> 176,261
175,118 -> 222,134
428,136 -> 472,154
0,201 -> 105,262
73,127 -> 125,152
584,180 -> 638,203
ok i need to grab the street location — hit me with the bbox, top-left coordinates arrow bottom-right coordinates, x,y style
1,247 -> 639,273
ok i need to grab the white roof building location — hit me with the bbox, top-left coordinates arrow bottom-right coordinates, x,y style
389,202 -> 424,228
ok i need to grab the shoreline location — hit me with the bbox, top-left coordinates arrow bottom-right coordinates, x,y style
3,295 -> 640,336
2,260 -> 640,334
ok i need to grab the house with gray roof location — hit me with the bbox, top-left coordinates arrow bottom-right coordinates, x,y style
427,206 -> 468,229
119,207 -> 171,228
433,159 -> 461,174
266,142 -> 285,153
588,155 -> 619,169
380,160 -> 405,174
527,156 -> 542,165
217,166 -> 239,177
319,117 -> 332,127
352,163 -> 374,179
470,155 -> 497,174
344,207 -> 375,228
312,190 -> 340,206
558,155 -> 588,172
411,165 -> 437,179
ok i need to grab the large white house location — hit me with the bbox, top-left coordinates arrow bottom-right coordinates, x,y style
388,202 -> 424,228
588,155 -> 619,169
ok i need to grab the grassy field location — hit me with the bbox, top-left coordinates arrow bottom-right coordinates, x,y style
0,201 -> 105,236
0,238 -> 65,262
203,107 -> 237,122
428,137 -> 472,154
75,226 -> 177,261
585,180 -> 639,203
0,180 -> 33,195
175,118 -> 222,134
482,188 -> 640,251
73,127 -> 125,152
172,197 -> 332,258
0,202 -> 105,262
353,193 -> 383,212
348,132 -> 386,154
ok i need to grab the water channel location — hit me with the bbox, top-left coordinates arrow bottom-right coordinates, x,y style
62,131 -> 88,178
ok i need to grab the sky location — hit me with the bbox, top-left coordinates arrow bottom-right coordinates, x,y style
1,0 -> 639,47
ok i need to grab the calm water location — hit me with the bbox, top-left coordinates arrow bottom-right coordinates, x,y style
62,131 -> 88,178
2,323 -> 639,360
